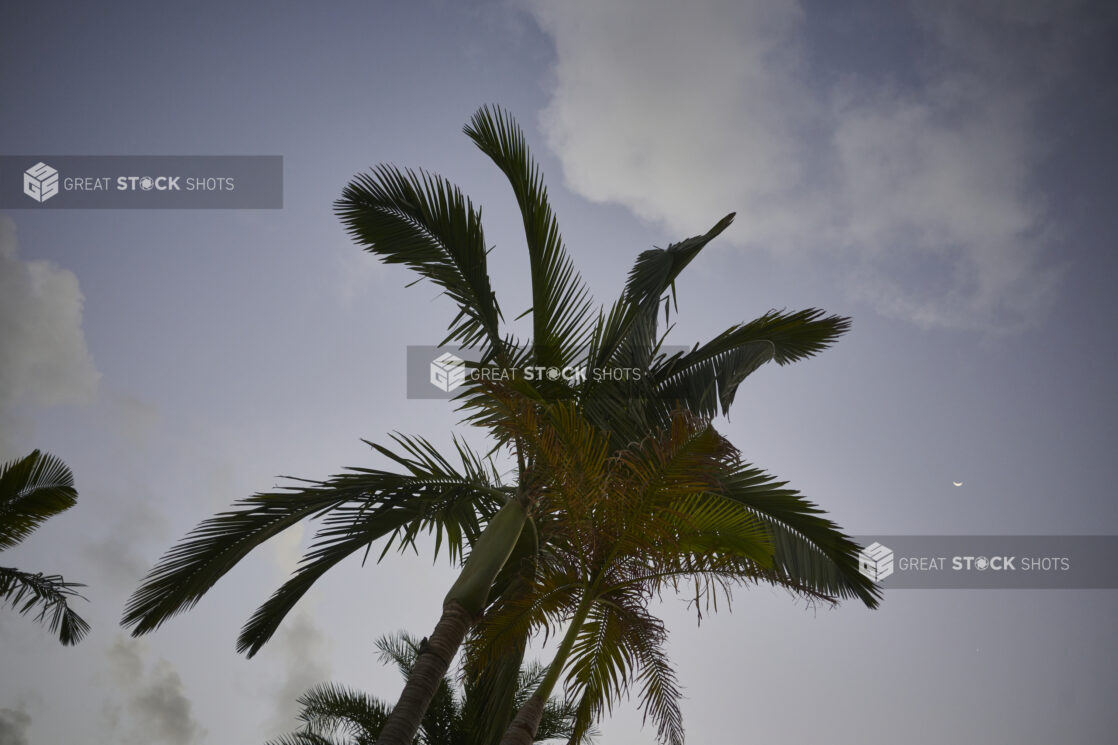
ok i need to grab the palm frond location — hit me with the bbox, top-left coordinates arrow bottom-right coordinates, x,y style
564,591 -> 683,745
589,213 -> 735,372
624,213 -> 736,314
0,565 -> 90,645
273,681 -> 391,745
651,339 -> 774,420
334,165 -> 505,358
625,606 -> 683,745
650,308 -> 850,416
577,216 -> 738,446
718,463 -> 881,608
124,438 -> 507,645
564,599 -> 629,745
122,485 -> 351,638
0,450 -> 78,550
465,105 -> 595,372
656,490 -> 773,563
375,631 -> 421,678
237,472 -> 505,656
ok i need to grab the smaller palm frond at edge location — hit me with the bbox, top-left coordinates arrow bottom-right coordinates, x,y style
0,450 -> 78,550
0,566 -> 90,645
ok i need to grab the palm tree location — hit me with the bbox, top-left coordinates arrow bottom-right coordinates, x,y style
1,450 -> 90,645
267,632 -> 592,745
122,105 -> 878,745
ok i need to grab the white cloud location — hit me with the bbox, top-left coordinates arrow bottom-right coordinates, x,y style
0,217 -> 99,454
534,0 -> 815,240
530,0 -> 1079,331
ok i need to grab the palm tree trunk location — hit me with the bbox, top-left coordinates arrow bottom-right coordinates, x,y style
498,593 -> 594,745
376,599 -> 474,745
502,694 -> 546,745
377,497 -> 528,745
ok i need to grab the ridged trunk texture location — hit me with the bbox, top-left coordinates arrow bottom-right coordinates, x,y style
376,600 -> 474,745
499,694 -> 546,745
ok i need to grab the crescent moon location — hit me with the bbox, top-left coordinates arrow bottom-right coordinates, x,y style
952,481 -> 963,487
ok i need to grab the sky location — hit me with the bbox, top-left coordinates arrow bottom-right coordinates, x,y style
2,0 -> 1117,743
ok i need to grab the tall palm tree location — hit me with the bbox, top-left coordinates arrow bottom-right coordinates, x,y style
0,450 -> 90,645
122,106 -> 878,745
267,632 -> 592,745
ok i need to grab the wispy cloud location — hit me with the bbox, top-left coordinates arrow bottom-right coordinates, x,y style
263,524 -> 332,735
530,0 -> 1089,331
267,608 -> 331,734
104,636 -> 204,745
0,706 -> 31,745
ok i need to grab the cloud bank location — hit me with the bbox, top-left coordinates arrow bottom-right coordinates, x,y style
530,0 -> 1086,330
0,217 -> 99,453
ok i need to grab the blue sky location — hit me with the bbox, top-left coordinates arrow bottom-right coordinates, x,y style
2,1 -> 1117,743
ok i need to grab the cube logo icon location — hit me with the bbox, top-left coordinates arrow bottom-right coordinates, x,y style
24,162 -> 60,203
430,352 -> 466,393
858,541 -> 894,582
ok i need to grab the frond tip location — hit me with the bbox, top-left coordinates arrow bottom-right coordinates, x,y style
0,566 -> 90,645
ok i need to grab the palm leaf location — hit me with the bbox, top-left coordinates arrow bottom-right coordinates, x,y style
718,463 -> 881,608
0,450 -> 78,550
269,681 -> 391,745
124,438 -> 508,643
624,605 -> 683,745
624,213 -> 736,313
122,483 -> 356,638
648,308 -> 847,422
588,213 -> 735,373
334,165 -> 505,358
0,565 -> 90,645
237,481 -> 498,656
561,590 -> 683,745
464,105 -> 594,371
